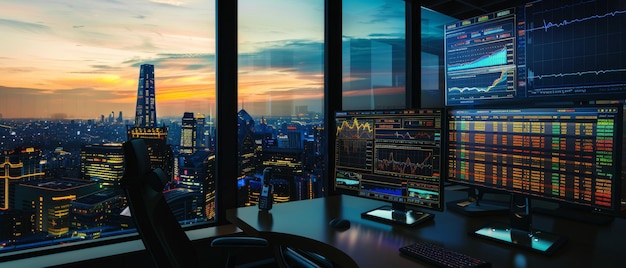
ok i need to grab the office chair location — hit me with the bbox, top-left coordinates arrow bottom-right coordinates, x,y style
121,139 -> 355,268
121,139 -> 275,268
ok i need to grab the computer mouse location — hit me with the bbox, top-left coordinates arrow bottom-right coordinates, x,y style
328,218 -> 350,229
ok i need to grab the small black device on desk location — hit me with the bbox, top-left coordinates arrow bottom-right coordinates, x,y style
258,167 -> 274,211
328,218 -> 350,229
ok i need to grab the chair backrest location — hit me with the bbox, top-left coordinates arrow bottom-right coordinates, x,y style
121,139 -> 198,268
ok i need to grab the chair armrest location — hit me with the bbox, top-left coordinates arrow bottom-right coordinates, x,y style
210,237 -> 269,248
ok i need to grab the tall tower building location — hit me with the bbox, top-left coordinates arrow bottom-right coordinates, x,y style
127,64 -> 172,179
134,64 -> 157,127
237,109 -> 256,177
180,112 -> 197,155
195,113 -> 207,149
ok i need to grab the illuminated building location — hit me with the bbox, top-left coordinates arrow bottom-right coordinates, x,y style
257,148 -> 305,203
163,188 -> 202,222
180,112 -> 197,155
70,189 -> 127,231
80,143 -> 124,188
0,209 -> 32,242
247,178 -> 290,206
299,138 -> 320,200
16,178 -> 99,236
204,155 -> 216,220
283,122 -> 304,149
133,64 -> 157,128
277,134 -> 289,148
293,176 -> 314,201
0,148 -> 45,210
236,109 -> 258,204
177,151 -> 211,218
238,109 -> 256,177
195,113 -> 207,149
126,64 -> 173,178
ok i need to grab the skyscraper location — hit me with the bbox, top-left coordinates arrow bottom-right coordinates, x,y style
237,109 -> 256,177
127,64 -> 172,179
283,122 -> 304,149
134,64 -> 157,128
180,112 -> 197,155
195,113 -> 207,149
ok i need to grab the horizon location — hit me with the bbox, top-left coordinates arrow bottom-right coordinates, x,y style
0,0 -> 406,119
0,0 -> 328,119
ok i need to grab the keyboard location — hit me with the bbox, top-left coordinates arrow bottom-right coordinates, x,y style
399,241 -> 491,268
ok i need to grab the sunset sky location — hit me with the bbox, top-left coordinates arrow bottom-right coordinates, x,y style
0,0 -> 406,119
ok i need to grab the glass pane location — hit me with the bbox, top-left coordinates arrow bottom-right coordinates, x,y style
421,7 -> 456,108
0,0 -> 215,253
342,0 -> 406,110
238,0 -> 325,207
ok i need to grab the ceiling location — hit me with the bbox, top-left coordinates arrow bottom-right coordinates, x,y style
421,0 -> 528,20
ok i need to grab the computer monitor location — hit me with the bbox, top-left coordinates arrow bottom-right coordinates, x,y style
444,0 -> 626,107
447,105 -> 623,254
333,109 -> 444,226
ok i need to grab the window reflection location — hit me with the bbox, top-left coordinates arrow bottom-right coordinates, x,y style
237,0 -> 325,207
342,0 -> 407,110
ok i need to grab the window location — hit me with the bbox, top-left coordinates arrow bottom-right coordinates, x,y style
237,0 -> 325,207
421,7 -> 456,108
0,0 -> 452,258
342,0 -> 407,110
0,0 -> 215,254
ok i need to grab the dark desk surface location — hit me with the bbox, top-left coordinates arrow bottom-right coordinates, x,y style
226,190 -> 626,267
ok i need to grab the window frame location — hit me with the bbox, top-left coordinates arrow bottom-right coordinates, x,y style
0,0 -> 427,262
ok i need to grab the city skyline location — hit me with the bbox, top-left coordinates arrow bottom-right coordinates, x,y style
0,0 -> 326,119
0,0 -> 405,119
0,0 -> 407,253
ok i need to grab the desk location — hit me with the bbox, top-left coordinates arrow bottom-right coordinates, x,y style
226,190 -> 626,267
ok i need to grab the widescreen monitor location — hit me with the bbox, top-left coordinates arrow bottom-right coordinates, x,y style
333,109 -> 444,226
447,105 -> 623,253
444,0 -> 626,106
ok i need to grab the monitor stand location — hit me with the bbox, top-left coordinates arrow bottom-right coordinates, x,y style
471,194 -> 566,255
361,203 -> 434,226
532,202 -> 614,225
447,187 -> 509,216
